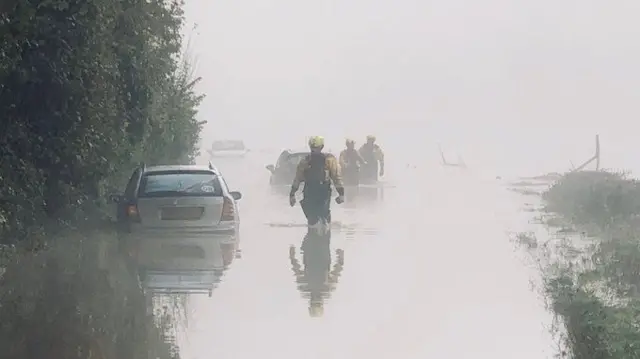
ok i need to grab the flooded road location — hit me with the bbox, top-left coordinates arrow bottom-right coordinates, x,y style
158,150 -> 555,359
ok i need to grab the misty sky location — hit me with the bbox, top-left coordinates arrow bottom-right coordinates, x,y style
183,0 -> 640,175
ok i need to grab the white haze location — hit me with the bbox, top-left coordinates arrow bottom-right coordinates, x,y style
164,2 -> 640,358
183,0 -> 640,175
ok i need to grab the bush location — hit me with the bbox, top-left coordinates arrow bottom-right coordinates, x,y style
536,171 -> 640,359
0,0 -> 205,241
0,0 -> 203,357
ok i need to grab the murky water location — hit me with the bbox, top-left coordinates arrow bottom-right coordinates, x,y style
146,149 -> 556,359
155,0 -> 640,355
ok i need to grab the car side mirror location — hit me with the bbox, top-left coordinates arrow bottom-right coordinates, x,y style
265,164 -> 275,173
230,191 -> 242,200
108,194 -> 123,203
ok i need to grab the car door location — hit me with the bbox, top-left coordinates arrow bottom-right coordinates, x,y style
281,153 -> 306,183
271,153 -> 285,183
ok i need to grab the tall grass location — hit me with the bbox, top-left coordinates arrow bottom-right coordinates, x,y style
528,171 -> 640,359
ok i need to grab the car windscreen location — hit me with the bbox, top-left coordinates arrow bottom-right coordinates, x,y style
138,170 -> 223,198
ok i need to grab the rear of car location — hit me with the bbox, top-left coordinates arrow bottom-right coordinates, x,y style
208,140 -> 247,157
119,166 -> 241,270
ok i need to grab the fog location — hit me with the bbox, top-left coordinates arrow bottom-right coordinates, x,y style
183,0 -> 640,176
166,2 -> 640,358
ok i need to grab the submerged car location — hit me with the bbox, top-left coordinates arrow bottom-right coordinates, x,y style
265,150 -> 310,186
111,162 -> 242,271
207,140 -> 248,158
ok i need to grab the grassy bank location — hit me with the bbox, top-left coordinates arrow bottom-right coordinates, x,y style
0,230 -> 180,359
530,171 -> 640,359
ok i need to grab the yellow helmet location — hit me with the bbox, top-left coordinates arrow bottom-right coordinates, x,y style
366,135 -> 376,141
308,136 -> 325,148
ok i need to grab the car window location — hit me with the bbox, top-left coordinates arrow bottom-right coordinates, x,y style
138,171 -> 223,197
124,169 -> 141,198
219,176 -> 230,192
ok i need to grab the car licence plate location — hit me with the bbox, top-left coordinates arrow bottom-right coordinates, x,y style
161,206 -> 204,221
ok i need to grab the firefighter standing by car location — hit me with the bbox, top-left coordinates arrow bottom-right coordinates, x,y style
289,136 -> 345,226
339,139 -> 366,186
359,135 -> 385,183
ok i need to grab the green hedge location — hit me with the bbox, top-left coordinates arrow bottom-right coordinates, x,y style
0,0 -> 203,357
0,0 -> 204,241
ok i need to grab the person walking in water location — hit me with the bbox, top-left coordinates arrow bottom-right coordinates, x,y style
289,136 -> 345,227
359,135 -> 385,184
339,139 -> 366,186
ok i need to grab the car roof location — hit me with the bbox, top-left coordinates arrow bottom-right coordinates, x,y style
277,151 -> 308,161
284,150 -> 309,156
144,164 -> 220,175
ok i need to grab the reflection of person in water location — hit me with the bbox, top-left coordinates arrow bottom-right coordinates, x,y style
289,229 -> 344,317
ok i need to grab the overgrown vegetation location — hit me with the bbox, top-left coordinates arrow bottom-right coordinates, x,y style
525,171 -> 640,359
0,0 -> 204,357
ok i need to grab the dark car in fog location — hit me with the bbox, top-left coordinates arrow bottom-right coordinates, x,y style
265,150 -> 309,186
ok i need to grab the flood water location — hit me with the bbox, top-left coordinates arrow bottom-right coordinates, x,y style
151,146 -> 556,359
143,0 -> 640,356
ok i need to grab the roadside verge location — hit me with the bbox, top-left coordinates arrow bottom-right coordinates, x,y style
517,170 -> 640,359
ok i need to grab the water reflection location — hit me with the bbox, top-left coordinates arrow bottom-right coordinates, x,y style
138,236 -> 240,297
139,237 -> 241,359
140,269 -> 223,296
152,300 -> 185,359
344,184 -> 385,206
289,229 -> 344,317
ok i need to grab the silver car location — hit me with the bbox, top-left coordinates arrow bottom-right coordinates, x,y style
111,163 -> 242,270
207,140 -> 248,158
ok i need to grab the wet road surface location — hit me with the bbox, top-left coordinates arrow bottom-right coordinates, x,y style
157,151 -> 554,359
